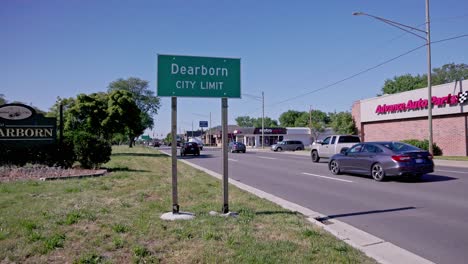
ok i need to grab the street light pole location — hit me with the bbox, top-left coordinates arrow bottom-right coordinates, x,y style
262,91 -> 264,149
425,0 -> 433,155
353,0 -> 434,155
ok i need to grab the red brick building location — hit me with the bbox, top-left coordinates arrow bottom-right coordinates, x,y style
352,80 -> 468,156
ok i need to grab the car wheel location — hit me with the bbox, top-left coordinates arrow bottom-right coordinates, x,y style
196,151 -> 200,156
296,147 -> 301,151
371,163 -> 386,182
242,150 -> 246,153
329,160 -> 341,175
311,150 -> 320,163
277,147 -> 282,152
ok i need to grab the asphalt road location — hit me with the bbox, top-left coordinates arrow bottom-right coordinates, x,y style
159,147 -> 468,264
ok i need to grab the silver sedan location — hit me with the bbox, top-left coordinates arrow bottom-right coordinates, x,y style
328,142 -> 434,181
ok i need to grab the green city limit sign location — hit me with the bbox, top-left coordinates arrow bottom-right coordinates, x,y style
157,54 -> 241,98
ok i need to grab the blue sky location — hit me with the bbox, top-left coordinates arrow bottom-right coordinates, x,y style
2,0 -> 467,137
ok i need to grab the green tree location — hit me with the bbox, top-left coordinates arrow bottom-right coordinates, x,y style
301,110 -> 329,140
235,116 -> 255,127
279,110 -> 303,127
65,93 -> 109,138
164,132 -> 173,145
381,63 -> 468,95
0,94 -> 6,105
329,112 -> 356,135
107,77 -> 161,130
103,90 -> 143,147
252,117 -> 279,127
432,63 -> 468,85
381,74 -> 426,95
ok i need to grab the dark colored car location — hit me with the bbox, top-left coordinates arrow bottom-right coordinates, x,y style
228,142 -> 246,153
180,142 -> 200,156
328,141 -> 434,181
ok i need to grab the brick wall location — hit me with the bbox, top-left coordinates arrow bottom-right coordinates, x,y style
362,115 -> 468,156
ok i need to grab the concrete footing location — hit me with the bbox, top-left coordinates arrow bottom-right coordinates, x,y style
160,212 -> 195,221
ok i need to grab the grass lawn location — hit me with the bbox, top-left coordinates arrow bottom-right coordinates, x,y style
0,146 -> 376,263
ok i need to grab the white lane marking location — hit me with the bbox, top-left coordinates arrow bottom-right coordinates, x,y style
228,158 -> 238,162
257,156 -> 277,160
302,172 -> 353,183
436,169 -> 467,174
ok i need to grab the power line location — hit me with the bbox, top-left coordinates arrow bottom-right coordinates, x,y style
268,44 -> 426,106
234,33 -> 467,119
268,33 -> 468,107
431,34 -> 468,44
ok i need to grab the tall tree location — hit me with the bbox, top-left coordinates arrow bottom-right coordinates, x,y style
252,117 -> 278,127
0,94 -> 6,105
65,93 -> 109,138
107,77 -> 161,130
432,63 -> 468,85
103,90 -> 143,147
279,110 -> 303,127
297,110 -> 329,141
329,112 -> 356,135
381,63 -> 468,95
235,116 -> 255,127
47,97 -> 76,118
381,74 -> 426,95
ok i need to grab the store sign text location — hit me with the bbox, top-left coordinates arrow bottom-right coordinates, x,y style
376,93 -> 462,114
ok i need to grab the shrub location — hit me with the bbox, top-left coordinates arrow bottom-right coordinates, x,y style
0,141 -> 75,168
67,131 -> 112,169
401,139 -> 443,156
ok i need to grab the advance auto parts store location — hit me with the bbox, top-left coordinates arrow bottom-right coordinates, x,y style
352,80 -> 468,156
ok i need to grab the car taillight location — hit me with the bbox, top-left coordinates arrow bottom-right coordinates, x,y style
427,154 -> 433,160
392,155 -> 411,162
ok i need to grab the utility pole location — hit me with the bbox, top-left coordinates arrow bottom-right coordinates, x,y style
209,112 -> 212,146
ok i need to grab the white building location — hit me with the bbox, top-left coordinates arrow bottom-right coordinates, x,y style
233,127 -> 311,147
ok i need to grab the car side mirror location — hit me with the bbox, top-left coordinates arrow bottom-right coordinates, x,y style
340,147 -> 349,155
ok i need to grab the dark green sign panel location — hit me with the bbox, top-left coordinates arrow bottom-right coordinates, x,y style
0,104 -> 56,146
157,54 -> 241,98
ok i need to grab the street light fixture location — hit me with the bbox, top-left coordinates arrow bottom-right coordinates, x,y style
353,0 -> 434,155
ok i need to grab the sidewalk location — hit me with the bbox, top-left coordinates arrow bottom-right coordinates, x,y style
433,159 -> 468,168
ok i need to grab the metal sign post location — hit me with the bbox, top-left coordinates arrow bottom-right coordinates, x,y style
157,54 -> 240,218
171,97 -> 179,213
222,98 -> 229,213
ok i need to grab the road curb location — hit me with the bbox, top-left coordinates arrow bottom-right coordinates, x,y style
167,151 -> 434,264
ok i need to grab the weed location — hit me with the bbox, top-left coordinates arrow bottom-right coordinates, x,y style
21,220 -> 38,232
112,224 -> 129,233
112,237 -> 124,249
74,252 -> 105,264
28,231 -> 44,242
133,245 -> 150,258
44,233 -> 66,251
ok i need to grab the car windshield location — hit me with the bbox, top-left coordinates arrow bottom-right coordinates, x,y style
379,142 -> 420,152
